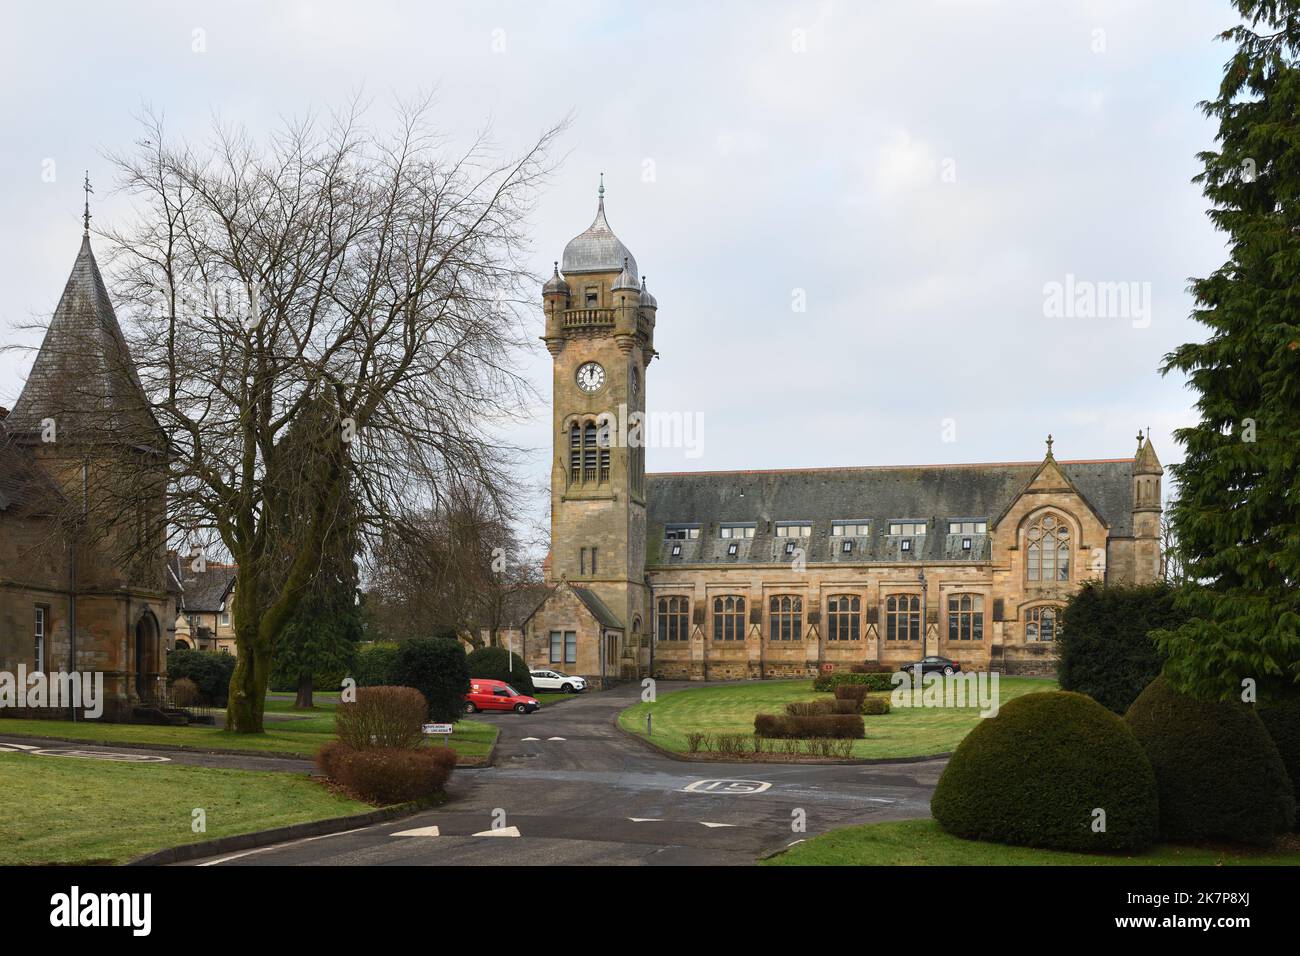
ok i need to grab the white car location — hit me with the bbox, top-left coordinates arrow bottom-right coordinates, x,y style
530,669 -> 587,693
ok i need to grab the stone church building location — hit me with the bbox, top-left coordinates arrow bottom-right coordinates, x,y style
0,225 -> 174,720
503,182 -> 1164,683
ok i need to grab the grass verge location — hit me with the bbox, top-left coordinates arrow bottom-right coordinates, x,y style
763,818 -> 1300,866
0,751 -> 370,865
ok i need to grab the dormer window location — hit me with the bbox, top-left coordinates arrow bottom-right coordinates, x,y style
889,521 -> 927,536
665,524 -> 700,540
775,522 -> 812,537
949,520 -> 988,534
719,523 -> 755,539
831,521 -> 870,536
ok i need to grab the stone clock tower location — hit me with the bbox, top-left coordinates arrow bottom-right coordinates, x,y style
542,178 -> 658,675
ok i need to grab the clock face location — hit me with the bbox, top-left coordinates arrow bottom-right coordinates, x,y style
576,361 -> 606,393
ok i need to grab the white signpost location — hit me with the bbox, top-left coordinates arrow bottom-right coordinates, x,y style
423,723 -> 454,746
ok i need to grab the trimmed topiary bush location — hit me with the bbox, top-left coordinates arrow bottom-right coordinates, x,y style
813,671 -> 896,693
318,744 -> 457,805
754,713 -> 865,739
1259,694 -> 1300,832
1125,674 -> 1295,845
1057,581 -> 1186,713
861,696 -> 891,716
465,646 -> 535,696
931,691 -> 1158,852
335,686 -> 428,750
390,637 -> 470,723
166,649 -> 237,706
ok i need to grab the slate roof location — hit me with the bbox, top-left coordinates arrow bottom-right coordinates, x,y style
177,564 -> 237,613
6,236 -> 164,452
561,190 -> 639,278
570,585 -> 624,630
644,458 -> 1136,567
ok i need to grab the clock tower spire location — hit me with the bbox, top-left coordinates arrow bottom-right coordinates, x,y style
543,179 -> 658,679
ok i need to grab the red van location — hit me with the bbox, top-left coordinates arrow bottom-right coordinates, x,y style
464,679 -> 540,714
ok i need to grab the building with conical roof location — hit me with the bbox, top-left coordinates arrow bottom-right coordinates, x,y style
1,222 -> 175,720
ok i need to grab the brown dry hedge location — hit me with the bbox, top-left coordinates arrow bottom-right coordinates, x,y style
316,742 -> 457,805
755,713 -> 865,739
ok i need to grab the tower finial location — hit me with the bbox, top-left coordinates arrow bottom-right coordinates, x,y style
1045,433 -> 1054,457
598,172 -> 605,202
82,170 -> 93,236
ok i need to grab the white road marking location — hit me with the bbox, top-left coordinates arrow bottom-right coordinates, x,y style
198,826 -> 373,866
788,839 -> 806,846
700,822 -> 736,828
521,737 -> 540,741
546,736 -> 566,741
0,742 -> 40,751
681,778 -> 771,794
390,825 -> 441,837
628,817 -> 660,823
32,749 -> 170,763
471,826 -> 521,837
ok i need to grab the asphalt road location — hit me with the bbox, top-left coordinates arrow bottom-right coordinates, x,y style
189,681 -> 944,866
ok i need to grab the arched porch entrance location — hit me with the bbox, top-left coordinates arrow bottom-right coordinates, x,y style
134,611 -> 161,699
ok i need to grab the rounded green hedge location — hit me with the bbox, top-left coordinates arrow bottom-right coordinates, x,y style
1259,693 -> 1300,832
464,646 -> 535,696
1126,675 -> 1295,845
931,691 -> 1158,852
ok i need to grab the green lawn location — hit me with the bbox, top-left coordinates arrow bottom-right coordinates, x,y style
763,819 -> 1300,866
619,677 -> 1056,760
0,711 -> 498,763
0,751 -> 370,865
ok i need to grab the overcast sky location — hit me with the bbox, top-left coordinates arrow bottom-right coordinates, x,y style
1,0 -> 1238,533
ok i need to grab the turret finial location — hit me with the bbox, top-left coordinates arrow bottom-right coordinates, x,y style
82,171 -> 93,236
1045,433 -> 1054,457
598,172 -> 605,201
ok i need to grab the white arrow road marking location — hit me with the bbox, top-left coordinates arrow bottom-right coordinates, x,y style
471,826 -> 521,837
546,736 -> 566,741
521,737 -> 540,741
390,826 -> 441,837
700,822 -> 736,828
628,818 -> 660,823
1,743 -> 40,751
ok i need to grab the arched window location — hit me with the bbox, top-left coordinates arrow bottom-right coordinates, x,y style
712,595 -> 745,641
827,595 -> 860,641
768,595 -> 803,641
885,594 -> 920,641
947,593 -> 984,641
1025,605 -> 1059,642
569,423 -> 582,483
1026,512 -> 1071,582
656,596 -> 689,642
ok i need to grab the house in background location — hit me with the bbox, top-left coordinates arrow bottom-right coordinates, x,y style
170,557 -> 238,654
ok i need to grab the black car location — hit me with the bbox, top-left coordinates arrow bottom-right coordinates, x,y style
898,655 -> 961,676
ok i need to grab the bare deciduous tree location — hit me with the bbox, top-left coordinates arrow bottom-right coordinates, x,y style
104,97 -> 562,732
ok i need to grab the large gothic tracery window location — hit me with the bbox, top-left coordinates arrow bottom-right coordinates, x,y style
1025,605 -> 1060,642
569,420 -> 610,486
1026,512 -> 1071,583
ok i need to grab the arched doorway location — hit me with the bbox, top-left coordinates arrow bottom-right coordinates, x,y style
135,611 -> 160,699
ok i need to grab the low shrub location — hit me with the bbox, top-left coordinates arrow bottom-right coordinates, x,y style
814,671 -> 896,693
325,745 -> 458,805
800,738 -> 855,758
315,740 -> 349,780
353,642 -> 401,687
391,638 -> 470,723
832,699 -> 860,715
1125,674 -> 1295,844
335,686 -> 428,750
786,699 -> 836,716
166,649 -> 237,706
755,713 -> 865,739
932,691 -> 1158,852
169,677 -> 200,707
835,684 -> 869,704
861,696 -> 891,716
465,646 -> 536,696
685,731 -> 708,753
